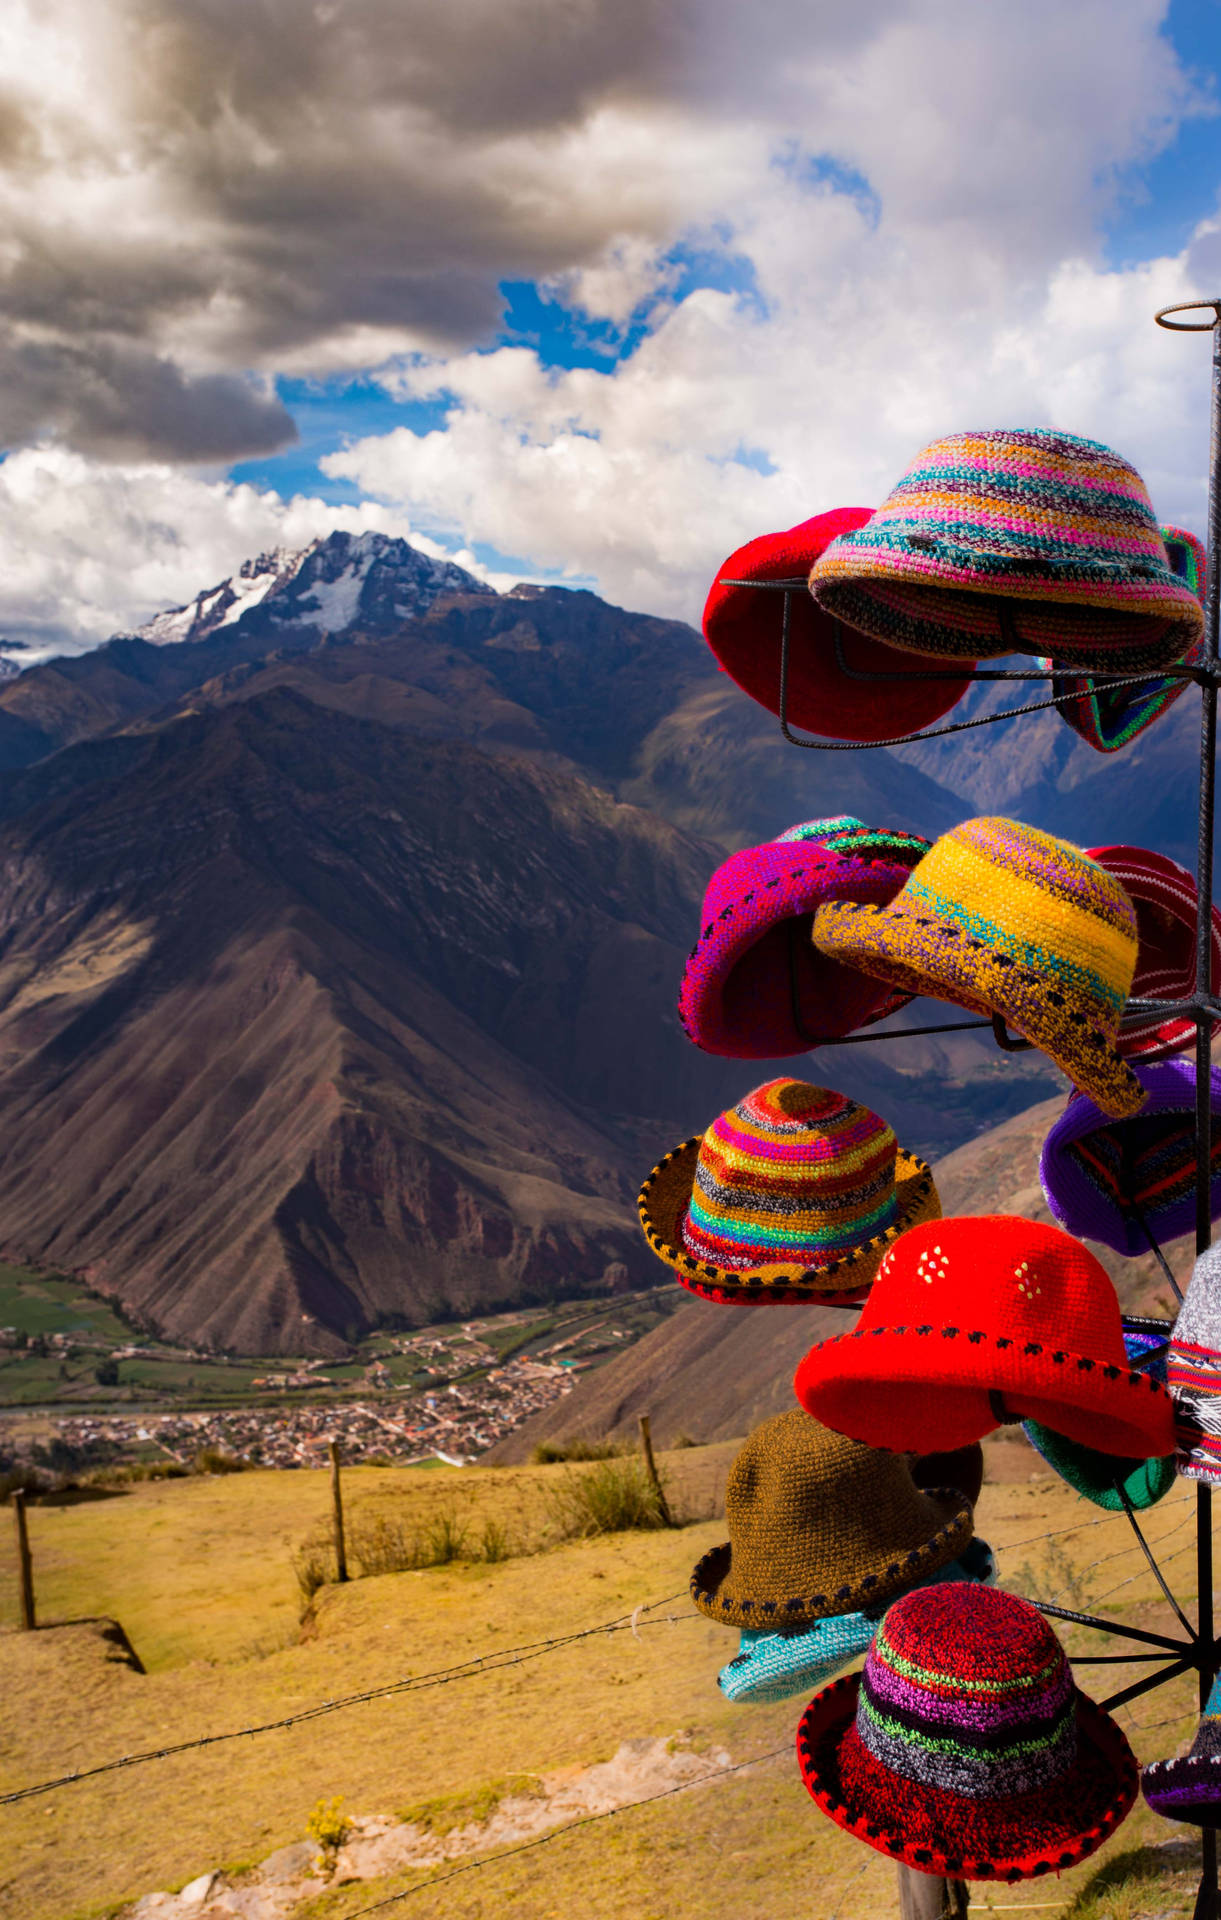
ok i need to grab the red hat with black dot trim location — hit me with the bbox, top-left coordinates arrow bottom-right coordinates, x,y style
793,1215 -> 1175,1459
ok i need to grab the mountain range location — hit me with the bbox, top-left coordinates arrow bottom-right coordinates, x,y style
0,531 -> 1202,1350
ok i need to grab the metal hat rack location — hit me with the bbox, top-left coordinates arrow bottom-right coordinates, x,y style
720,298 -> 1221,1918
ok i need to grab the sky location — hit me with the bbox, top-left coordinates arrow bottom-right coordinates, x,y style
2,0 -> 1221,657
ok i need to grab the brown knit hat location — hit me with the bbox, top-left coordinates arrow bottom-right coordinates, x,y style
690,1409 -> 973,1629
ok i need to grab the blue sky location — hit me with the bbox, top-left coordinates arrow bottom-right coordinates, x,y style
4,0 -> 1221,648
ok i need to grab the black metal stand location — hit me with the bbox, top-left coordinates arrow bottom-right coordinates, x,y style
741,296 -> 1221,1913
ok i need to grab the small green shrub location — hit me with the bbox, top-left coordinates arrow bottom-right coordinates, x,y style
193,1447 -> 249,1476
478,1516 -> 511,1562
531,1437 -> 620,1464
292,1541 -> 334,1607
546,1456 -> 670,1538
347,1515 -> 421,1578
424,1507 -> 468,1563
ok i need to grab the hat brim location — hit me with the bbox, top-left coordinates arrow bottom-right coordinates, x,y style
1046,658 -> 1193,754
637,1136 -> 940,1300
811,563 -> 1202,670
812,898 -> 1145,1119
798,1673 -> 1138,1881
690,1485 -> 973,1628
1022,1421 -> 1177,1511
794,1323 -> 1176,1459
1143,1754 -> 1221,1827
1088,844 -> 1221,1062
1040,1063 -> 1221,1255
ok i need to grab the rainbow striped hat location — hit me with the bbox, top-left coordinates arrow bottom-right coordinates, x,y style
798,1585 -> 1138,1881
812,817 -> 1147,1118
637,1079 -> 939,1301
1042,526 -> 1206,754
1168,1245 -> 1221,1485
808,430 -> 1203,670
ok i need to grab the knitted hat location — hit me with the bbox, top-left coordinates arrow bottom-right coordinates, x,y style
811,817 -> 1145,1118
1023,1321 -> 1176,1512
637,1079 -> 940,1302
794,1215 -> 1177,1458
1168,1245 -> 1221,1483
797,1584 -> 1138,1881
718,1537 -> 995,1705
1040,1057 -> 1221,1255
678,817 -> 931,1059
910,1441 -> 985,1509
808,430 -> 1203,669
1087,845 -> 1221,1061
689,1409 -> 972,1629
1143,1670 -> 1221,1827
702,509 -> 976,741
1042,527 -> 1206,753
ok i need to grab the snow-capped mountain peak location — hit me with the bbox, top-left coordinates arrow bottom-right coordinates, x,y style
134,532 -> 493,649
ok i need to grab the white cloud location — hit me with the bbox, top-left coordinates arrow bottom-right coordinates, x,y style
0,446 -> 523,658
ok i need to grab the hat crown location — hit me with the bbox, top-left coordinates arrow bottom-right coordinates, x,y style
683,1080 -> 900,1271
862,1216 -> 1127,1363
899,816 -> 1137,1019
859,1585 -> 1077,1799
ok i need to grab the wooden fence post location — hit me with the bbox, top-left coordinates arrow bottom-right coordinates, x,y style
328,1440 -> 348,1583
637,1414 -> 674,1527
12,1488 -> 35,1629
895,1865 -> 968,1918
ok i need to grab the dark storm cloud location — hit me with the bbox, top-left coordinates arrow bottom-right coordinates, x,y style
0,0 -> 684,460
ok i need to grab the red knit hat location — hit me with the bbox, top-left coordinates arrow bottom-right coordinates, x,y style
794,1216 -> 1175,1458
1087,844 -> 1221,1060
702,509 -> 975,742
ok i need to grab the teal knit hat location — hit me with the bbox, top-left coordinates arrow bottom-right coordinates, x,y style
1023,1319 -> 1174,1511
717,1538 -> 995,1704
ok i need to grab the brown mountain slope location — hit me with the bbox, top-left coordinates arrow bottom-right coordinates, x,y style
489,1092 -> 1191,1460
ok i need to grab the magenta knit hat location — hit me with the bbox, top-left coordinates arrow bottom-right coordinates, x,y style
1040,1057 -> 1221,1256
679,817 -> 931,1058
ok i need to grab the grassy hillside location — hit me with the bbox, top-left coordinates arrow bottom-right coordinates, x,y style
0,1442 -> 1210,1919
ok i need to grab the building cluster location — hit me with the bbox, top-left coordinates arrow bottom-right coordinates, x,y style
34,1354 -> 578,1470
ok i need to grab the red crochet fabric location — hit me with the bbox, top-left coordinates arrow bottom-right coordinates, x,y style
794,1215 -> 1175,1459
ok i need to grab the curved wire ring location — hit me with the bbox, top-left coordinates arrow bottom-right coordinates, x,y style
1155,299 -> 1221,332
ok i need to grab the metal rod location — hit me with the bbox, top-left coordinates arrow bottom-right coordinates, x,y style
1100,1652 -> 1199,1712
816,1018 -> 994,1045
1134,1205 -> 1185,1304
1116,1481 -> 1198,1639
1033,1599 -> 1190,1652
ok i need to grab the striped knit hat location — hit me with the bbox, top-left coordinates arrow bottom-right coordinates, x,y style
1043,526 -> 1206,753
701,509 -> 976,741
719,1537 -> 995,1705
678,817 -> 931,1059
794,1215 -> 1177,1460
1040,1058 -> 1221,1255
811,817 -> 1146,1118
1023,1320 -> 1176,1512
1087,845 -> 1221,1061
808,430 -> 1203,669
637,1079 -> 939,1302
798,1584 -> 1138,1880
1168,1245 -> 1221,1484
689,1409 -> 973,1630
1144,1668 -> 1221,1826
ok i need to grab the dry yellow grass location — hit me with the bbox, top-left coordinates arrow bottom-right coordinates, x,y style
0,1442 -> 1211,1920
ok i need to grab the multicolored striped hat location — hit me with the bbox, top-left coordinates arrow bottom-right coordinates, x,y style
808,430 -> 1203,669
718,1537 -> 995,1705
678,817 -> 931,1059
689,1409 -> 973,1630
1023,1319 -> 1176,1512
811,816 -> 1146,1118
1087,845 -> 1221,1061
794,1215 -> 1177,1460
1144,1669 -> 1221,1827
702,509 -> 976,741
1040,1057 -> 1221,1255
637,1079 -> 940,1302
1168,1245 -> 1221,1484
797,1584 -> 1138,1881
1043,527 -> 1206,753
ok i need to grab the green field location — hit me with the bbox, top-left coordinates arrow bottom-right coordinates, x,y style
0,1443 -> 1208,1920
0,1265 -> 135,1344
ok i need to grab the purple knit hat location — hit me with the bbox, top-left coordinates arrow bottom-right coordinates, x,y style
1040,1057 -> 1221,1256
679,817 -> 931,1058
